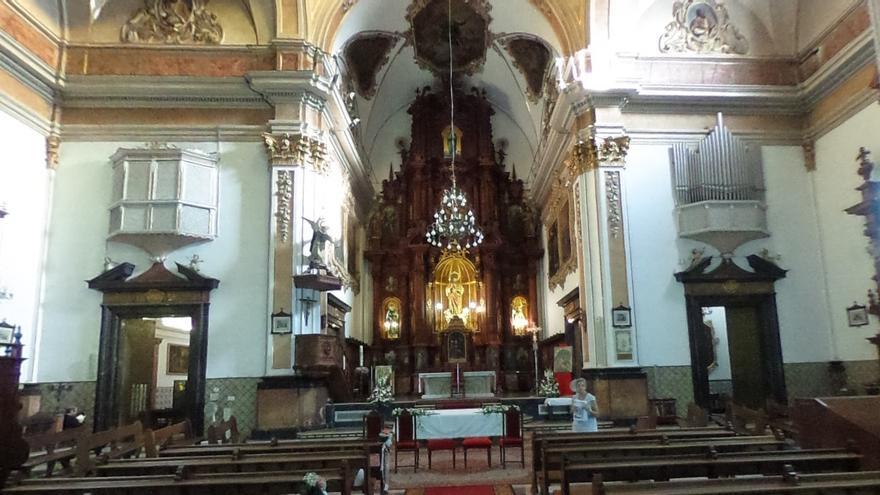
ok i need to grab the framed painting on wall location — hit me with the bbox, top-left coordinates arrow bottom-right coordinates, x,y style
167,344 -> 190,375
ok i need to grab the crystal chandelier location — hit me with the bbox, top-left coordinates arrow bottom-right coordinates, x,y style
425,0 -> 484,251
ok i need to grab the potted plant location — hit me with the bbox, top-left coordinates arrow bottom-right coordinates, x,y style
302,472 -> 327,495
537,369 -> 560,397
367,374 -> 394,418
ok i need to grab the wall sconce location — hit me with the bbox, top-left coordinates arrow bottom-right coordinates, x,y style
0,286 -> 12,300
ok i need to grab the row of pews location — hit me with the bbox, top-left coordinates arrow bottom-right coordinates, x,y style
532,417 -> 880,495
3,417 -> 385,495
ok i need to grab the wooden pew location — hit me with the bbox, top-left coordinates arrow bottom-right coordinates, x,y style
538,435 -> 786,495
576,469 -> 880,495
560,448 -> 863,495
726,402 -> 769,435
206,416 -> 239,444
17,426 -> 86,477
144,420 -> 199,457
158,437 -> 380,458
531,427 -> 735,494
3,467 -> 348,495
73,421 -> 145,476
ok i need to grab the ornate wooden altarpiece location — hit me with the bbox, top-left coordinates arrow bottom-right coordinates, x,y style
366,86 -> 542,394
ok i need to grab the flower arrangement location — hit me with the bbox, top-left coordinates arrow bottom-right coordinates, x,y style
368,374 -> 394,406
302,472 -> 327,495
391,407 -> 436,417
480,404 -> 520,415
536,369 -> 560,397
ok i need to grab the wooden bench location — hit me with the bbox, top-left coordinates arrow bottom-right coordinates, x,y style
3,467 -> 348,495
144,420 -> 200,457
532,427 -> 736,494
538,435 -> 786,495
573,469 -> 880,495
74,421 -> 145,476
18,426 -> 86,477
560,448 -> 863,495
158,437 -> 381,458
92,449 -> 371,494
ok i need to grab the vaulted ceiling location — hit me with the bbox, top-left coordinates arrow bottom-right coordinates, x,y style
332,0 -> 565,188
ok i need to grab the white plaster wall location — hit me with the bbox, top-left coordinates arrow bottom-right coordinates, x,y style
624,144 -> 692,366
38,141 -> 270,382
796,0 -> 861,51
811,103 -> 880,361
738,145 -> 833,363
0,109 -> 50,381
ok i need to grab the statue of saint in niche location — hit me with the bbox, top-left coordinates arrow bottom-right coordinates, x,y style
444,269 -> 469,324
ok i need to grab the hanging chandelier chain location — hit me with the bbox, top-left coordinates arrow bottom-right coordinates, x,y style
447,0 -> 457,185
424,0 -> 484,252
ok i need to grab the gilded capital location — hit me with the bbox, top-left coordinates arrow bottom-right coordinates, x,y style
568,139 -> 598,175
261,132 -> 329,173
598,136 -> 630,166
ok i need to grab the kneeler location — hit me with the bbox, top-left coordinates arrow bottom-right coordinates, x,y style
462,436 -> 492,467
426,439 -> 456,469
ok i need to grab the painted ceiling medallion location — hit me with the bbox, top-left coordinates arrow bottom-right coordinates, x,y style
122,0 -> 223,44
344,34 -> 399,98
499,35 -> 552,101
406,0 -> 492,76
658,0 -> 748,55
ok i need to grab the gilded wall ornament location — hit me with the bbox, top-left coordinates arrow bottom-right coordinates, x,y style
598,136 -> 631,165
45,134 -> 60,170
605,171 -> 622,239
568,139 -> 598,175
261,132 -> 329,173
274,170 -> 292,243
658,0 -> 748,55
122,0 -> 223,45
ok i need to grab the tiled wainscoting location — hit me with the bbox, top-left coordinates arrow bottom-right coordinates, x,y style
21,381 -> 97,431
784,360 -> 879,399
205,377 -> 260,438
643,366 -> 695,417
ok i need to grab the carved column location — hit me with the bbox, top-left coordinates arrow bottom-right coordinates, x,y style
569,124 -> 634,369
251,60 -> 338,374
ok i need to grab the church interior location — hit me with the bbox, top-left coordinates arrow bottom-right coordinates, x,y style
2,0 -> 880,493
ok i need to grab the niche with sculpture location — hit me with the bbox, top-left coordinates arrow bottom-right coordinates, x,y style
427,250 -> 485,332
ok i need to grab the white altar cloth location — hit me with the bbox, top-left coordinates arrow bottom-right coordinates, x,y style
544,397 -> 573,407
416,408 -> 503,439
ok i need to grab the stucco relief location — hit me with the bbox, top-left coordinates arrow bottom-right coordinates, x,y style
658,0 -> 748,55
122,0 -> 224,44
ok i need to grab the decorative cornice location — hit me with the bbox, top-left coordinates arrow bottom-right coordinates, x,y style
60,124 -> 264,142
61,76 -> 267,108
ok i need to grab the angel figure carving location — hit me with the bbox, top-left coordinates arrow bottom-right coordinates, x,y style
304,217 -> 334,272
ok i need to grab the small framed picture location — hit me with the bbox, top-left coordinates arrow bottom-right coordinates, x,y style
271,309 -> 292,334
611,304 -> 632,328
847,303 -> 869,327
0,322 -> 15,345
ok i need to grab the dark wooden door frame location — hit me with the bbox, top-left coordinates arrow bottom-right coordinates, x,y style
676,255 -> 788,409
87,262 -> 219,434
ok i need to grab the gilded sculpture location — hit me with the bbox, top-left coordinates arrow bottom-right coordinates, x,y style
122,0 -> 223,44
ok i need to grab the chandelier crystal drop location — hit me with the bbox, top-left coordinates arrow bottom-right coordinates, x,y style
425,0 -> 484,251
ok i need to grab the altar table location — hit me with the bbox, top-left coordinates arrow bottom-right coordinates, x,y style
415,408 -> 504,439
417,371 -> 496,399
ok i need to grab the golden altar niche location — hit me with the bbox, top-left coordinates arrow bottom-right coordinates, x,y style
427,250 -> 484,333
